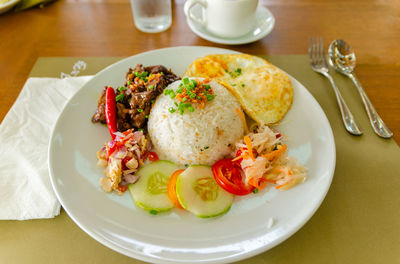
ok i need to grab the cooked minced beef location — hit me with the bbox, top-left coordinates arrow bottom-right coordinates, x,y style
92,64 -> 180,130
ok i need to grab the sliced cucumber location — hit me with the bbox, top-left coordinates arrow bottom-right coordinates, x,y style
176,165 -> 234,218
129,160 -> 180,214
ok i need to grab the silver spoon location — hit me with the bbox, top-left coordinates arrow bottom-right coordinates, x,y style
328,39 -> 393,139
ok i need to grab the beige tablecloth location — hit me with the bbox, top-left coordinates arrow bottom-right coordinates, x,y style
1,56 -> 398,264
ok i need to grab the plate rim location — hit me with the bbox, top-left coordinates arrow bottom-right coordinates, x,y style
49,46 -> 336,264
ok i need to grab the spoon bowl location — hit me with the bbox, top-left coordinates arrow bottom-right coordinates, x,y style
328,39 -> 356,75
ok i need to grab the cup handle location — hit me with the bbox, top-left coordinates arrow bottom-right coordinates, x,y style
184,0 -> 207,26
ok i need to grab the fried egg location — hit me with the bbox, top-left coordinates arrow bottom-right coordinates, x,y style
184,54 -> 293,124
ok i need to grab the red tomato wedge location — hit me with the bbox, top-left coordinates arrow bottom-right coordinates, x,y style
212,159 -> 255,195
148,151 -> 159,162
167,169 -> 185,209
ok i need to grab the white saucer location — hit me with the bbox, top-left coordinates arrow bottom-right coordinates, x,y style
186,6 -> 275,45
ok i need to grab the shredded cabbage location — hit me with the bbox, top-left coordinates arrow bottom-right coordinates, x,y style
235,125 -> 306,190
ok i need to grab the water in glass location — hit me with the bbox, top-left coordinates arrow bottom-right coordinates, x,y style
131,0 -> 172,33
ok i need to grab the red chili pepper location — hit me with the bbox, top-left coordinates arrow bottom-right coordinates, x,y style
105,87 -> 117,139
117,185 -> 128,193
148,152 -> 159,162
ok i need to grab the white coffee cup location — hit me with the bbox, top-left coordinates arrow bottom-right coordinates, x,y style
184,0 -> 258,38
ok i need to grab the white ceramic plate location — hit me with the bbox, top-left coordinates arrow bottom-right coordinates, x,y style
186,6 -> 275,45
49,46 -> 335,264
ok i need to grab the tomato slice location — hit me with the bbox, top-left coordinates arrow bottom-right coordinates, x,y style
212,159 -> 255,195
148,151 -> 159,162
167,169 -> 185,209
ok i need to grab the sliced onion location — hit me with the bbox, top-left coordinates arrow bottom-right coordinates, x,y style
114,146 -> 128,159
122,174 -> 140,184
134,148 -> 141,160
107,140 -> 115,148
113,131 -> 125,139
132,131 -> 143,143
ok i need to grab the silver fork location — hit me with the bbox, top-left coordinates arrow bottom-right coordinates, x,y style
308,37 -> 363,135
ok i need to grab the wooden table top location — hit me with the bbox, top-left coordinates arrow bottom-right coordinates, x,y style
0,0 -> 399,143
0,1 -> 399,263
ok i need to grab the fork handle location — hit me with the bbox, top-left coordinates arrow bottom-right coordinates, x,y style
322,72 -> 363,135
348,73 -> 393,138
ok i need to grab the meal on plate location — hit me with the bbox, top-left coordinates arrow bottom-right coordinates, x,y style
92,54 -> 306,218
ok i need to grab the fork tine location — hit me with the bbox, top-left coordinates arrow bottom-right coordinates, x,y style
319,37 -> 324,64
309,37 -> 315,65
316,37 -> 320,65
313,37 -> 317,64
308,37 -> 312,63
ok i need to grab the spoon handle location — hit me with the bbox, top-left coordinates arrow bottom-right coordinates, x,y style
348,73 -> 393,138
322,72 -> 363,135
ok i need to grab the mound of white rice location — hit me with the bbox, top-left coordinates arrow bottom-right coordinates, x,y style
148,79 -> 244,165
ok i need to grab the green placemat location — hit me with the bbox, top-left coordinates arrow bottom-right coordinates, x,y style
1,55 -> 399,264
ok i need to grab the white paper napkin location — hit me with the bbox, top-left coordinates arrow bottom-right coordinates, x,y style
0,76 -> 92,220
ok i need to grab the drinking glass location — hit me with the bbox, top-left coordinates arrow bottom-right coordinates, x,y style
130,0 -> 172,33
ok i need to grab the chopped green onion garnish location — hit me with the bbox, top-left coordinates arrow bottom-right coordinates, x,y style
116,93 -> 124,102
118,86 -> 126,91
232,83 -> 237,86
137,108 -> 143,112
188,105 -> 194,112
151,100 -> 155,104
182,77 -> 189,85
253,188 -> 259,194
138,128 -> 144,132
204,146 -> 209,149
145,115 -> 149,118
182,97 -> 188,102
190,79 -> 198,86
204,85 -> 210,90
196,96 -> 202,100
168,107 -> 176,113
174,102 -> 178,107
241,83 -> 245,87
135,71 -> 148,78
206,94 -> 215,101
148,85 -> 154,90
127,81 -> 131,85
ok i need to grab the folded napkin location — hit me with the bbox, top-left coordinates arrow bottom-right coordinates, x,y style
0,76 -> 92,220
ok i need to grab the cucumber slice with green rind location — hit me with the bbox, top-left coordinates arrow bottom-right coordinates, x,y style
176,165 -> 234,218
129,160 -> 180,214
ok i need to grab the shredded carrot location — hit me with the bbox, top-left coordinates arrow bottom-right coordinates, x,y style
261,144 -> 287,161
235,108 -> 248,134
265,178 -> 277,184
276,178 -> 294,190
232,155 -> 243,162
244,136 -> 255,160
248,177 -> 266,190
